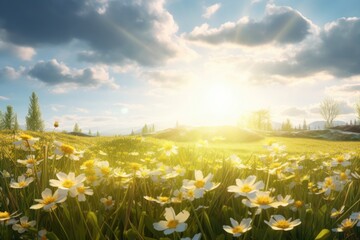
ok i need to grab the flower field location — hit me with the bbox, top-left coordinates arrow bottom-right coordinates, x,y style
1,131 -> 360,239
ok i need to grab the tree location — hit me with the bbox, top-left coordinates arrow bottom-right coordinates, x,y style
73,123 -> 81,133
355,99 -> 360,120
320,97 -> 340,128
14,114 -> 19,131
130,129 -> 135,136
26,92 -> 44,131
96,131 -> 100,137
281,119 -> 293,131
88,129 -> 92,135
3,105 -> 15,130
302,119 -> 307,130
142,124 -> 148,135
0,110 -> 3,130
246,109 -> 272,131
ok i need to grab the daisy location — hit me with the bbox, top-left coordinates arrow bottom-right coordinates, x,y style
100,196 -> 115,210
53,141 -> 84,161
10,175 -> 34,189
183,170 -> 217,199
265,215 -> 301,231
49,172 -> 86,195
17,155 -> 42,168
227,175 -> 264,197
350,212 -> 360,226
332,218 -> 357,232
331,153 -> 351,167
276,195 -> 294,207
30,188 -> 67,211
69,184 -> 93,202
242,191 -> 282,209
223,218 -> 252,237
153,207 -> 189,235
12,216 -> 36,233
13,134 -> 39,151
331,206 -> 345,219
159,143 -> 178,156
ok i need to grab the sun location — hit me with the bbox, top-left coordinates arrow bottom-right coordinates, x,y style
202,84 -> 235,115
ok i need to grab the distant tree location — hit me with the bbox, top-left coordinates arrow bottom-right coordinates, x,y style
88,129 -> 92,135
281,119 -> 293,131
14,114 -> 19,131
247,109 -> 272,131
3,105 -> 15,130
320,97 -> 340,128
355,99 -> 360,120
0,110 -> 3,130
142,124 -> 148,135
302,119 -> 307,130
73,123 -> 81,133
355,119 -> 358,125
130,129 -> 135,136
350,120 -> 353,125
26,92 -> 44,131
96,131 -> 100,137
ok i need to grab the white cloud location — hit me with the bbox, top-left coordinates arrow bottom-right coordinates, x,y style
0,96 -> 9,101
202,3 -> 221,19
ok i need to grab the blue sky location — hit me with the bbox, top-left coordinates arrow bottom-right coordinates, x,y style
0,0 -> 360,134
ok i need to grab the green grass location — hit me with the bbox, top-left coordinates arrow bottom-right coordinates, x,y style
1,130 -> 360,240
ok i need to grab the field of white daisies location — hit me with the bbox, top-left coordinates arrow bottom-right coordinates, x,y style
1,131 -> 360,240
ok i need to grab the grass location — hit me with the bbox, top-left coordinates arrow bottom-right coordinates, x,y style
1,130 -> 360,240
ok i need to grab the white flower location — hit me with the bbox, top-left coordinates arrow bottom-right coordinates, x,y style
49,172 -> 86,195
276,195 -> 294,207
12,216 -> 36,233
10,175 -> 34,189
332,218 -> 357,232
223,218 -> 252,237
153,207 -> 189,235
30,188 -> 67,211
183,170 -> 217,199
227,175 -> 264,197
17,155 -> 42,168
330,206 -> 345,219
159,143 -> 178,156
53,141 -> 84,161
265,215 -> 301,231
181,233 -> 202,240
100,196 -> 115,210
331,153 -> 351,167
242,191 -> 282,209
69,184 -> 93,202
13,134 -> 39,151
350,212 -> 360,226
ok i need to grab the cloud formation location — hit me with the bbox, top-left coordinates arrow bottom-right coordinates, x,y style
253,17 -> 360,80
28,59 -> 118,89
187,5 -> 314,46
142,70 -> 191,88
0,0 -> 179,66
282,107 -> 307,117
202,3 -> 221,19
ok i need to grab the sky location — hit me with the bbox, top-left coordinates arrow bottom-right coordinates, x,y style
0,0 -> 360,134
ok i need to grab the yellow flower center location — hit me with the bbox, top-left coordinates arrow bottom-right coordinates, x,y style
337,156 -> 344,163
167,220 -> 179,229
342,219 -> 354,230
101,167 -> 111,175
60,144 -> 75,155
340,172 -> 347,180
256,196 -> 272,205
20,134 -> 33,140
241,184 -> 253,193
62,179 -> 75,188
18,181 -> 27,187
129,163 -> 142,171
105,199 -> 113,206
194,180 -> 205,188
158,197 -> 169,203
274,220 -> 291,229
294,200 -> 303,208
21,222 -> 30,228
232,225 -> 244,234
82,160 -> 94,169
77,186 -> 85,194
87,175 -> 97,182
0,211 -> 10,219
26,158 -> 36,164
43,196 -> 56,205
324,178 -> 333,187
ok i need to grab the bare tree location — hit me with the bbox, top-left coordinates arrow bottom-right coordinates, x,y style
320,97 -> 340,128
355,99 -> 360,120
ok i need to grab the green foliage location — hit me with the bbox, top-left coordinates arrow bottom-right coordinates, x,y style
73,123 -> 81,133
26,92 -> 44,131
2,105 -> 16,130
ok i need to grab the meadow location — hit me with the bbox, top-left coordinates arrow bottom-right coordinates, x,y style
0,130 -> 360,240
